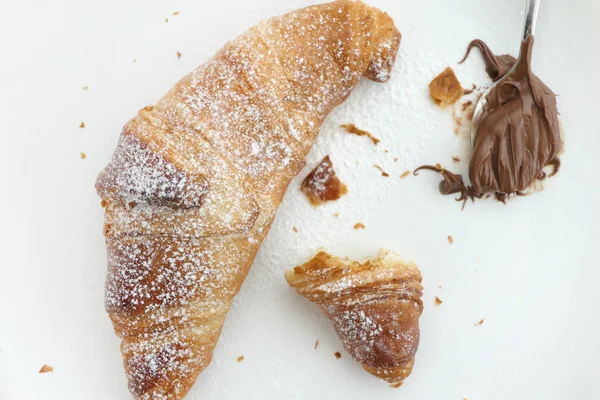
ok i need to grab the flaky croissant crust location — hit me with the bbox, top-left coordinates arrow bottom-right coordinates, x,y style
96,1 -> 401,398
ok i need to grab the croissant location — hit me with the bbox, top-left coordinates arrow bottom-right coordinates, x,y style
285,249 -> 423,386
95,1 -> 400,398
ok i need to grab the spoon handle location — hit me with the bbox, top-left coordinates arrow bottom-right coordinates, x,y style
522,0 -> 541,40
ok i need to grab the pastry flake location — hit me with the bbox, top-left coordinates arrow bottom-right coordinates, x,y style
301,156 -> 348,206
429,67 -> 463,109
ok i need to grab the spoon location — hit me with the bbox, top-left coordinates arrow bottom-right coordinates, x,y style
470,0 -> 541,147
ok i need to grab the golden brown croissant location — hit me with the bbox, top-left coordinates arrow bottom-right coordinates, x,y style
95,1 -> 400,398
285,249 -> 423,386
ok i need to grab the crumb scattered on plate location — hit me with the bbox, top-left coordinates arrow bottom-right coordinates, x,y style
334,352 -> 342,359
165,18 -> 169,23
448,235 -> 454,244
373,165 -> 389,177
177,51 -> 182,59
292,226 -> 298,233
333,212 -> 340,218
435,296 -> 443,306
79,122 -> 85,129
340,123 -> 380,145
173,11 -> 180,15
452,156 -> 461,163
314,340 -> 319,350
82,86 -> 89,91
354,222 -> 365,230
475,319 -> 485,326
80,152 -> 87,159
394,157 -> 398,162
39,365 -> 53,373
400,170 -> 411,179
429,67 -> 463,109
301,156 -> 348,206
237,355 -> 245,363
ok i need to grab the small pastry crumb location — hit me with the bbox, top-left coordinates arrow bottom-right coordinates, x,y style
394,157 -> 398,162
391,382 -> 404,388
374,165 -> 389,177
448,236 -> 454,244
80,152 -> 87,159
165,18 -> 169,23
334,352 -> 342,360
292,226 -> 298,233
39,365 -> 53,374
177,51 -> 182,59
435,296 -> 443,306
400,170 -> 411,179
173,11 -> 180,15
333,212 -> 340,218
354,222 -> 365,230
475,319 -> 485,326
314,340 -> 319,350
452,156 -> 461,163
301,156 -> 348,206
430,67 -> 464,109
79,122 -> 85,129
237,355 -> 244,363
82,86 -> 89,91
340,124 -> 380,145
461,100 -> 473,112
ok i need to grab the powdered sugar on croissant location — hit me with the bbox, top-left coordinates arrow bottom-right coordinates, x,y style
96,1 -> 401,398
286,249 -> 423,385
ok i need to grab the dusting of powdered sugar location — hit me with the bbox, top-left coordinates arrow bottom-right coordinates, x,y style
98,1 -> 414,398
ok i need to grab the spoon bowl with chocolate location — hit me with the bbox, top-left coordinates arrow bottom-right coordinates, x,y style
417,0 -> 563,205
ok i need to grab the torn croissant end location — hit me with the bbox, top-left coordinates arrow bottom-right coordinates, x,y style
285,249 -> 423,385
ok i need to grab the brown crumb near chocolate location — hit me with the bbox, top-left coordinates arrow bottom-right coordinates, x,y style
429,67 -> 463,109
435,296 -> 443,306
177,51 -> 182,59
301,156 -> 348,206
354,222 -> 365,230
314,340 -> 319,350
475,319 -> 485,326
400,170 -> 411,179
173,11 -> 180,15
292,226 -> 298,233
452,156 -> 461,163
79,122 -> 85,129
39,365 -> 53,373
82,86 -> 89,91
448,236 -> 454,244
461,100 -> 473,112
80,152 -> 87,159
374,165 -> 389,177
391,382 -> 404,388
340,124 -> 380,145
463,88 -> 473,95
237,355 -> 244,363
334,352 -> 342,359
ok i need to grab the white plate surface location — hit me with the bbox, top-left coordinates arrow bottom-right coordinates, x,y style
1,0 -> 599,399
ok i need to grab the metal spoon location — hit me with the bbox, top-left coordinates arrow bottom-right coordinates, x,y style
470,0 -> 541,147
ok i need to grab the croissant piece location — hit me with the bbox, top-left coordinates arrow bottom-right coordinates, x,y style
286,249 -> 423,385
96,1 -> 401,398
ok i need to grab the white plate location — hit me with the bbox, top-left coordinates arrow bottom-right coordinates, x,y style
1,0 -> 599,399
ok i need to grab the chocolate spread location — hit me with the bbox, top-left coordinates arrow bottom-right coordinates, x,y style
418,36 -> 562,205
